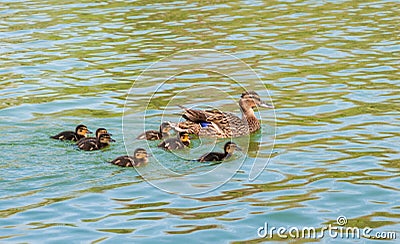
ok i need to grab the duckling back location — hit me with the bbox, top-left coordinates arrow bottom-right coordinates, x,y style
50,131 -> 81,141
136,130 -> 162,140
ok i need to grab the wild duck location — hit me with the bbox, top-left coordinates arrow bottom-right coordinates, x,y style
77,133 -> 115,151
137,122 -> 172,140
197,142 -> 241,162
50,124 -> 92,142
173,91 -> 274,138
77,128 -> 111,144
158,131 -> 190,150
109,148 -> 149,167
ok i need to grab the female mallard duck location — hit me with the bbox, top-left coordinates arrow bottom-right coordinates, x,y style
77,128 -> 111,144
110,148 -> 149,167
197,142 -> 241,162
158,131 -> 190,150
77,133 -> 115,151
137,122 -> 172,140
50,124 -> 92,142
174,91 -> 274,138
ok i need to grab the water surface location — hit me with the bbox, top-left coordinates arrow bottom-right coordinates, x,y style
0,0 -> 399,242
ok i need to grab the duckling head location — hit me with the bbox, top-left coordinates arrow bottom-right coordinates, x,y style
99,133 -> 115,144
160,122 -> 173,135
76,125 -> 92,137
95,128 -> 111,138
179,131 -> 190,145
224,141 -> 242,155
134,148 -> 149,164
240,91 -> 274,110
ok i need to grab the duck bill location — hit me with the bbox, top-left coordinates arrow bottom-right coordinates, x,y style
110,138 -> 116,142
87,130 -> 93,134
259,102 -> 274,109
236,146 -> 243,152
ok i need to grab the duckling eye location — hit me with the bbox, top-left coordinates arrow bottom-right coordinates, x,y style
135,153 -> 140,157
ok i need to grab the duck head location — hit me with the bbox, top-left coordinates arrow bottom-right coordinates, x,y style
240,91 -> 274,110
160,122 -> 173,136
99,133 -> 115,144
133,148 -> 149,164
76,124 -> 92,137
95,128 -> 111,138
224,141 -> 242,155
179,131 -> 190,145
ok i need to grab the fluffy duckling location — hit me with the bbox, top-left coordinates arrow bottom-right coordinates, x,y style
158,131 -> 190,150
77,128 -> 111,144
110,148 -> 149,167
136,122 -> 172,140
77,133 -> 115,151
50,124 -> 92,142
197,142 -> 241,162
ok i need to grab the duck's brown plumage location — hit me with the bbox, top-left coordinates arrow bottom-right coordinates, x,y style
77,128 -> 110,144
77,133 -> 115,151
158,131 -> 190,150
197,142 -> 241,162
110,148 -> 149,167
50,124 -> 91,142
137,122 -> 172,140
175,91 -> 274,138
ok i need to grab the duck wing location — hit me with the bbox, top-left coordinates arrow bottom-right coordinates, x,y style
110,156 -> 135,167
136,130 -> 161,140
77,138 -> 99,151
179,107 -> 248,138
50,131 -> 77,141
158,138 -> 185,150
198,152 -> 225,162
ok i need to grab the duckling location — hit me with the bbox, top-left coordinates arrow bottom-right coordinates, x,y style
197,142 -> 242,162
77,127 -> 111,144
50,124 -> 92,142
136,122 -> 172,140
174,91 -> 274,138
77,133 -> 115,151
158,131 -> 190,150
110,148 -> 149,167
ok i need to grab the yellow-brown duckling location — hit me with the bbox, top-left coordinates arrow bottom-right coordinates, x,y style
158,131 -> 190,150
50,124 -> 92,142
110,148 -> 149,167
77,133 -> 115,151
197,142 -> 241,162
136,122 -> 172,140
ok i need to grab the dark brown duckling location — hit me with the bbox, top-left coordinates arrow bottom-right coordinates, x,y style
110,148 -> 149,167
77,133 -> 115,151
158,131 -> 190,150
50,124 -> 92,142
197,142 -> 241,162
136,122 -> 172,140
77,128 -> 111,144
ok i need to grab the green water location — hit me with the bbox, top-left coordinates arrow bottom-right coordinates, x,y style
1,0 -> 399,243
